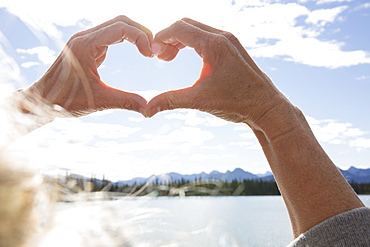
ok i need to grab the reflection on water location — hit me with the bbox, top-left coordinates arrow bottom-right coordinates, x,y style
40,195 -> 370,247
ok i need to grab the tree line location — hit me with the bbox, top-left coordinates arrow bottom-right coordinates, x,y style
59,174 -> 370,197
350,182 -> 370,195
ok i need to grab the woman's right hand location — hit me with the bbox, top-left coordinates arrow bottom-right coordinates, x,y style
147,18 -> 290,131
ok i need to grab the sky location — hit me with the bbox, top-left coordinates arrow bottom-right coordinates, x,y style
0,0 -> 370,181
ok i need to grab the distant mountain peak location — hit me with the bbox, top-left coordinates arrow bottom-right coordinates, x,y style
257,171 -> 273,177
114,166 -> 370,186
341,166 -> 370,183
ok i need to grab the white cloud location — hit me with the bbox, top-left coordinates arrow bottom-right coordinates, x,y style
0,43 -> 23,94
8,118 -> 146,178
307,116 -> 368,147
233,125 -> 250,131
233,2 -> 370,68
246,144 -> 263,150
21,61 -> 39,68
65,121 -> 140,140
128,117 -> 144,122
240,133 -> 256,139
343,127 -> 365,137
190,154 -> 219,161
306,116 -> 322,125
164,110 -> 229,127
1,0 -> 80,42
355,75 -> 370,81
349,137 -> 370,149
16,46 -> 56,65
251,38 -> 370,68
316,0 -> 353,4
87,109 -> 115,117
229,141 -> 254,147
82,125 -> 215,155
12,118 -> 142,151
329,139 -> 344,145
199,144 -> 226,150
229,141 -> 262,150
356,3 -> 370,10
205,116 -> 229,127
305,6 -> 347,26
185,112 -> 206,126
230,3 -> 310,47
142,126 -> 214,148
312,122 -> 350,142
2,0 -> 369,69
298,0 -> 353,4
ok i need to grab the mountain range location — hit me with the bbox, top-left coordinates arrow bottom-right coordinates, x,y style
115,166 -> 370,186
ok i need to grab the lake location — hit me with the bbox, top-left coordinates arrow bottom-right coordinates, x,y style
42,195 -> 370,247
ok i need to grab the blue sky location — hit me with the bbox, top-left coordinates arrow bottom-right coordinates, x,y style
1,0 -> 370,181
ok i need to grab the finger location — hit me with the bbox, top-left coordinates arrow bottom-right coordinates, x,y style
145,87 -> 196,117
96,52 -> 107,68
180,18 -> 245,56
152,20 -> 215,59
152,38 -> 186,61
73,15 -> 153,42
181,18 -> 223,34
95,46 -> 108,67
181,18 -> 263,76
97,85 -> 147,116
93,21 -> 153,57
157,45 -> 180,61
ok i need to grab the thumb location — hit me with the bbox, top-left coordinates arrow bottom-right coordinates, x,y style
97,86 -> 148,116
145,87 -> 196,117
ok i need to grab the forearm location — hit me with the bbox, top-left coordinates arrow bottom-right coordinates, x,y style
249,100 -> 364,237
147,18 -> 366,241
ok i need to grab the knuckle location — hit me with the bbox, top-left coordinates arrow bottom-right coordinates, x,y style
165,94 -> 176,110
211,34 -> 230,48
67,35 -> 92,56
166,92 -> 181,110
70,30 -> 85,40
181,17 -> 192,23
122,94 -> 141,111
111,20 -> 127,28
113,15 -> 130,22
201,34 -> 233,61
136,31 -> 147,42
143,27 -> 153,36
172,19 -> 187,29
122,96 -> 133,110
67,35 -> 83,49
223,31 -> 239,44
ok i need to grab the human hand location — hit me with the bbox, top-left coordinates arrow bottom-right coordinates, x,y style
21,16 -> 153,117
146,18 -> 289,129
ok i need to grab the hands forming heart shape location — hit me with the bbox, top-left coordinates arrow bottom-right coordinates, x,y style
15,16 -> 370,240
23,15 -> 287,129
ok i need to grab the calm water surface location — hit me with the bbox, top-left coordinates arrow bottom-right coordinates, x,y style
50,195 -> 370,247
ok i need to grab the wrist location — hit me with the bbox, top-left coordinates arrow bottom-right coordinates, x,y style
10,88 -> 72,118
246,100 -> 306,143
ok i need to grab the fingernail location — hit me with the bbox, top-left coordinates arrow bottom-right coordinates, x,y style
145,53 -> 154,58
151,43 -> 163,56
